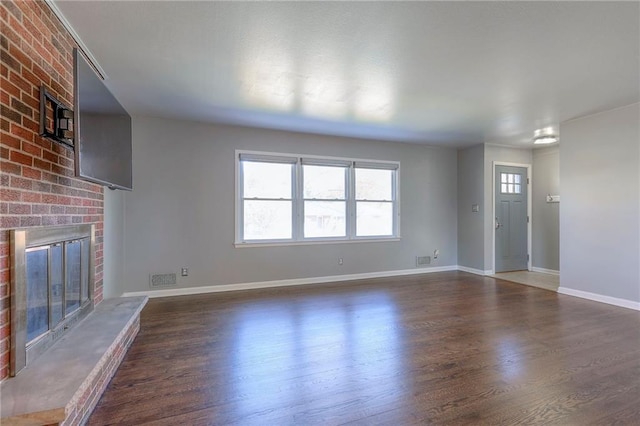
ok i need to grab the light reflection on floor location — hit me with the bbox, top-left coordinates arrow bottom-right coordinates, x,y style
89,273 -> 640,425
229,291 -> 403,421
496,337 -> 524,380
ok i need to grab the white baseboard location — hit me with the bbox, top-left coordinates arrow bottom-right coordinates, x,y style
457,266 -> 491,276
531,267 -> 560,276
123,265 -> 458,298
558,287 -> 640,311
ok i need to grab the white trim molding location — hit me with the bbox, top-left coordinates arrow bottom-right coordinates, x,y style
456,266 -> 492,276
558,287 -> 640,311
234,237 -> 401,249
45,0 -> 108,79
531,267 -> 560,276
123,265 -> 458,298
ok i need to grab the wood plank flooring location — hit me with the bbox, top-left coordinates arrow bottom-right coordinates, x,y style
88,272 -> 640,425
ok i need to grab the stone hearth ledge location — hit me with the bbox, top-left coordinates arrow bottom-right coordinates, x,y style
0,296 -> 148,425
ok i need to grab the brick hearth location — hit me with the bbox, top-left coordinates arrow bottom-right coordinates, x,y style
1,296 -> 147,425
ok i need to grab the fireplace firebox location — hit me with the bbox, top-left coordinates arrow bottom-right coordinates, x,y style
10,225 -> 95,376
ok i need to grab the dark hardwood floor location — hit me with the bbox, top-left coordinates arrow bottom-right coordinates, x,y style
89,271 -> 640,425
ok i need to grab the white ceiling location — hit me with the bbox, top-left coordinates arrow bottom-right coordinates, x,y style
55,1 -> 639,148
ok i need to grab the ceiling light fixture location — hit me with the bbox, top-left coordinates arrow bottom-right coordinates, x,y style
533,127 -> 558,145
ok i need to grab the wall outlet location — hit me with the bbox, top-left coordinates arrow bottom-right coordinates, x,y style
181,267 -> 189,277
338,258 -> 344,265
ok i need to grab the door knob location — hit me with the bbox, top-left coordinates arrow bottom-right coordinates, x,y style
495,217 -> 502,229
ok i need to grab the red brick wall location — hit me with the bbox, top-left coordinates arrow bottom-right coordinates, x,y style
0,0 -> 104,381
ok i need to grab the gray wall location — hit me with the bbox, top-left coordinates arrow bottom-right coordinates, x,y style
560,103 -> 640,302
483,145 -> 533,272
122,116 -> 458,293
102,188 -> 125,298
457,144 -> 485,271
532,146 -> 560,271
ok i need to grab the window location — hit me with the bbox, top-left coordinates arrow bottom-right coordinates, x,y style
500,172 -> 522,194
303,163 -> 347,238
241,159 -> 294,240
355,167 -> 394,236
237,152 -> 399,244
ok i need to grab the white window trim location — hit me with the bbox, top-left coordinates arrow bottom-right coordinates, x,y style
235,149 -> 401,247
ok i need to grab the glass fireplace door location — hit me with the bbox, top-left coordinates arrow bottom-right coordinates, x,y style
24,238 -> 90,346
25,247 -> 49,343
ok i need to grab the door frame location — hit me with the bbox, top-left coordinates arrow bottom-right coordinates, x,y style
492,161 -> 532,274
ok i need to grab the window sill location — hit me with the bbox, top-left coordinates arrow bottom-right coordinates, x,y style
234,237 -> 401,248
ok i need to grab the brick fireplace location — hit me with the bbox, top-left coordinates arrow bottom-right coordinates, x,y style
1,0 -> 105,381
0,4 -> 146,424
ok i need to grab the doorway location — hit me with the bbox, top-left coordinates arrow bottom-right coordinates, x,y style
494,163 -> 531,273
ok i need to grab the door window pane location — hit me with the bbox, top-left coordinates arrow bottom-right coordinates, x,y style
244,200 -> 292,240
501,173 -> 523,194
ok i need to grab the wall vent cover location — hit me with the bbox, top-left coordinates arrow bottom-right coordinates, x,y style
416,256 -> 431,266
150,273 -> 177,288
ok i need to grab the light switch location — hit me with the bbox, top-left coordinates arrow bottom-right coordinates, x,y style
472,204 -> 480,212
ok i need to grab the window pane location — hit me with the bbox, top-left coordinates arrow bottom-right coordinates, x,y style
515,184 -> 521,194
356,202 -> 393,236
51,244 -> 63,327
501,173 -> 507,183
244,200 -> 292,240
81,239 -> 90,302
356,168 -> 393,200
303,165 -> 345,199
501,184 -> 507,193
66,241 -> 81,315
304,201 -> 346,238
26,248 -> 49,343
514,174 -> 521,184
243,162 -> 292,199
